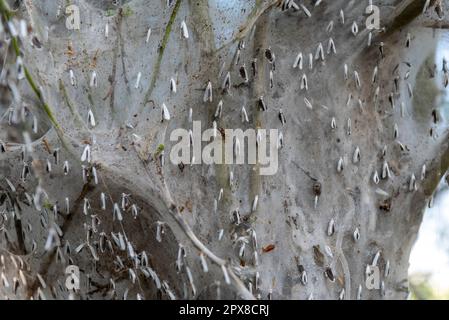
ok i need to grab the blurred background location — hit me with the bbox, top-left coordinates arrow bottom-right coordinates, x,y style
409,183 -> 449,300
409,36 -> 449,300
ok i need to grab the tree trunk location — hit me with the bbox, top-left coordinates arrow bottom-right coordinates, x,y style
1,0 -> 448,300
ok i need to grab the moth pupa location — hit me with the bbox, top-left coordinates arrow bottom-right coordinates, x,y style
353,146 -> 361,164
351,21 -> 359,36
135,72 -> 142,89
327,37 -> 336,54
89,71 -> 97,88
170,78 -> 177,93
353,228 -> 360,241
241,105 -> 249,123
203,81 -> 213,102
161,103 -> 171,122
181,20 -> 189,39
293,52 -> 303,69
327,218 -> 335,236
145,27 -> 151,43
337,157 -> 344,173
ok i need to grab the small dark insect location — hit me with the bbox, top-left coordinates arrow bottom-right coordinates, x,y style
278,109 -> 286,125
432,109 -> 439,124
258,96 -> 267,111
379,198 -> 392,212
178,162 -> 185,172
379,42 -> 384,59
313,245 -> 325,267
239,65 -> 248,82
324,267 -> 335,282
435,1 -> 444,19
251,58 -> 257,77
265,48 -> 275,63
313,182 -> 322,196
32,36 -> 42,49
262,244 -> 275,253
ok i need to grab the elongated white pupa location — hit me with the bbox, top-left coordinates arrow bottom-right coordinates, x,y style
324,245 -> 333,258
409,173 -> 417,191
188,108 -> 193,122
357,285 -> 362,300
278,132 -> 284,149
308,53 -> 313,69
105,23 -> 109,38
340,9 -> 345,24
113,203 -> 123,221
301,74 -> 308,90
385,260 -> 391,278
344,63 -> 348,80
421,164 -> 426,180
353,146 -> 361,164
221,265 -> 231,285
327,219 -> 335,236
241,105 -> 249,123
327,38 -> 336,54
83,198 -> 90,215
339,288 -> 345,300
156,221 -> 165,242
92,166 -> 98,185
354,71 -> 361,88
43,158 -> 50,173
293,52 -> 303,69
423,0 -> 431,13
203,81 -> 213,102
300,4 -> 311,17
229,170 -> 234,187
31,115 -> 38,134
181,20 -> 189,39
234,136 -> 240,156
353,228 -> 360,241
65,197 -> 70,214
69,69 -> 76,86
88,109 -> 96,127
170,78 -> 177,93
215,100 -> 223,119
1,272 -> 10,288
381,161 -> 391,180
213,121 -> 217,139
372,250 -> 381,266
222,72 -> 231,92
393,123 -> 399,139
373,170 -> 380,184
101,192 -> 106,210
131,204 -> 138,218
304,97 -> 313,109
252,195 -> 259,212
44,228 -> 59,251
89,71 -> 97,88
326,20 -> 334,33
337,157 -> 344,173
200,253 -> 208,273
161,103 -> 171,122
145,27 -> 152,43
315,42 -> 324,61
331,117 -> 336,129
352,21 -> 359,36
135,72 -> 141,89
372,66 -> 378,84
81,144 -> 91,163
